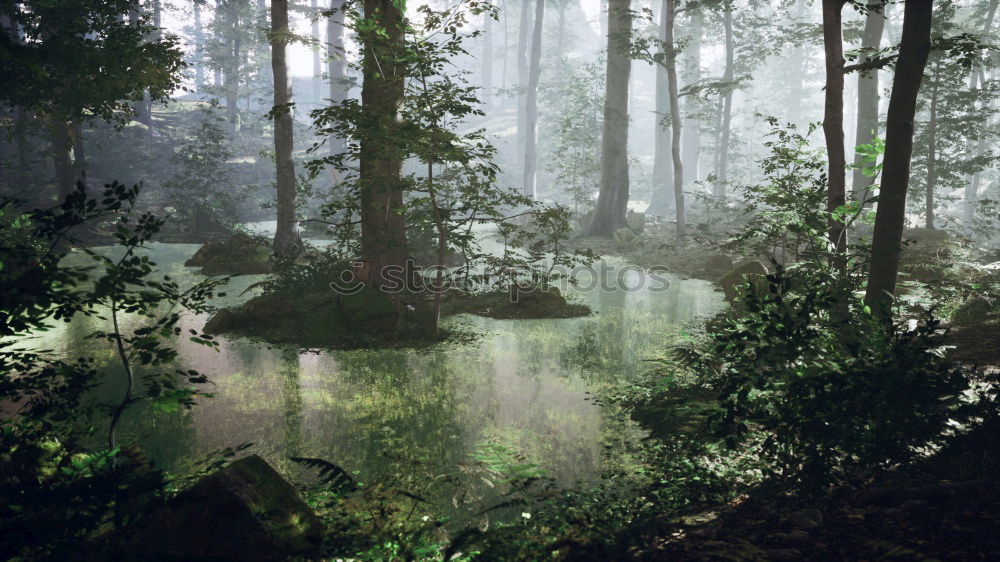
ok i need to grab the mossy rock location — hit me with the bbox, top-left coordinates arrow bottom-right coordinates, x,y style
445,288 -> 591,320
703,254 -> 735,278
186,232 -> 273,276
613,227 -> 639,248
119,455 -> 322,560
337,285 -> 398,326
718,261 -> 769,301
627,211 -> 646,233
951,297 -> 996,327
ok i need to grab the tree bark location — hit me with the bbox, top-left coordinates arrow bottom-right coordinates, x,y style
924,80 -> 938,229
715,1 -> 734,196
270,0 -> 302,256
787,1 -> 807,126
963,0 -> 997,223
194,0 -> 205,90
822,0 -> 847,254
517,0 -> 530,167
587,0 -> 632,237
681,11 -> 702,186
648,0 -> 673,217
71,120 -> 85,178
311,0 -> 322,104
327,0 -> 347,161
48,117 -> 75,202
483,3 -> 494,106
864,0 -> 933,316
522,0 -> 544,199
666,0 -> 684,242
852,3 -> 885,204
359,0 -> 408,290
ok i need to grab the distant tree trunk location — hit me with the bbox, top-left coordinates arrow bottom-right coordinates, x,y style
822,0 -> 847,254
587,0 -> 632,237
964,0 -> 997,223
71,121 -> 85,178
311,0 -> 322,104
502,0 -> 509,94
852,3 -> 885,205
666,0 -> 684,242
483,3 -> 494,106
225,2 -> 241,129
517,0 -> 530,166
715,1 -> 734,196
864,0 -> 933,316
681,11 -> 702,186
360,0 -> 408,291
327,0 -> 347,165
270,0 -> 302,256
787,1 -> 807,126
194,0 -> 205,90
523,0 -> 544,199
47,117 -> 75,201
925,80 -> 938,229
648,0 -> 673,217
600,0 -> 608,38
556,2 -> 566,57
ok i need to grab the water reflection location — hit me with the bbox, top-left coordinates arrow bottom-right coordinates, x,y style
37,244 -> 725,492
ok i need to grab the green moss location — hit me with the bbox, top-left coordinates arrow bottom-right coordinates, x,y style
443,288 -> 591,320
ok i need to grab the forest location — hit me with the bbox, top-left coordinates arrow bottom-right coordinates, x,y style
2,0 -> 1000,559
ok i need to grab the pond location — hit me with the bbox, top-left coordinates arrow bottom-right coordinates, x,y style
32,237 -> 726,506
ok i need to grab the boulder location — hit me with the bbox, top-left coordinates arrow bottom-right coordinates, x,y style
703,254 -> 735,277
186,232 -> 273,276
511,286 -> 567,307
718,261 -> 769,301
951,297 -> 996,327
120,455 -> 323,560
337,285 -> 398,324
626,210 -> 646,233
613,227 -> 638,248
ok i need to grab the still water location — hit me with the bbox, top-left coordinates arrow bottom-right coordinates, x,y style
36,239 -> 725,493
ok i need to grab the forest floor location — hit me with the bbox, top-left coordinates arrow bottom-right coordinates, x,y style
626,442 -> 1000,561
568,224 -> 1000,561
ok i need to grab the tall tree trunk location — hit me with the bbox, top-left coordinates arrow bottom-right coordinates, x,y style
312,0 -> 322,104
194,0 -> 205,90
483,3 -> 494,106
587,0 -> 632,237
681,11 -> 702,186
852,3 -> 885,204
502,0 -> 509,94
787,1 -> 807,126
360,0 -> 408,291
715,1 -> 734,197
327,0 -> 347,164
648,0 -> 673,216
47,117 -> 75,201
517,0 -> 530,166
600,0 -> 608,38
925,80 -> 938,229
822,0 -> 847,254
864,0 -> 933,316
225,2 -> 241,129
964,0 -> 997,223
557,3 -> 566,57
523,0 -> 544,199
270,0 -> 302,256
71,121 -> 86,178
666,0 -> 684,242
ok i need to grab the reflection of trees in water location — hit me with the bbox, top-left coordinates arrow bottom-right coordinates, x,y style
280,348 -> 303,459
323,348 -> 469,483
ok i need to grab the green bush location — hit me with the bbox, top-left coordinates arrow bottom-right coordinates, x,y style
679,266 -> 974,491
